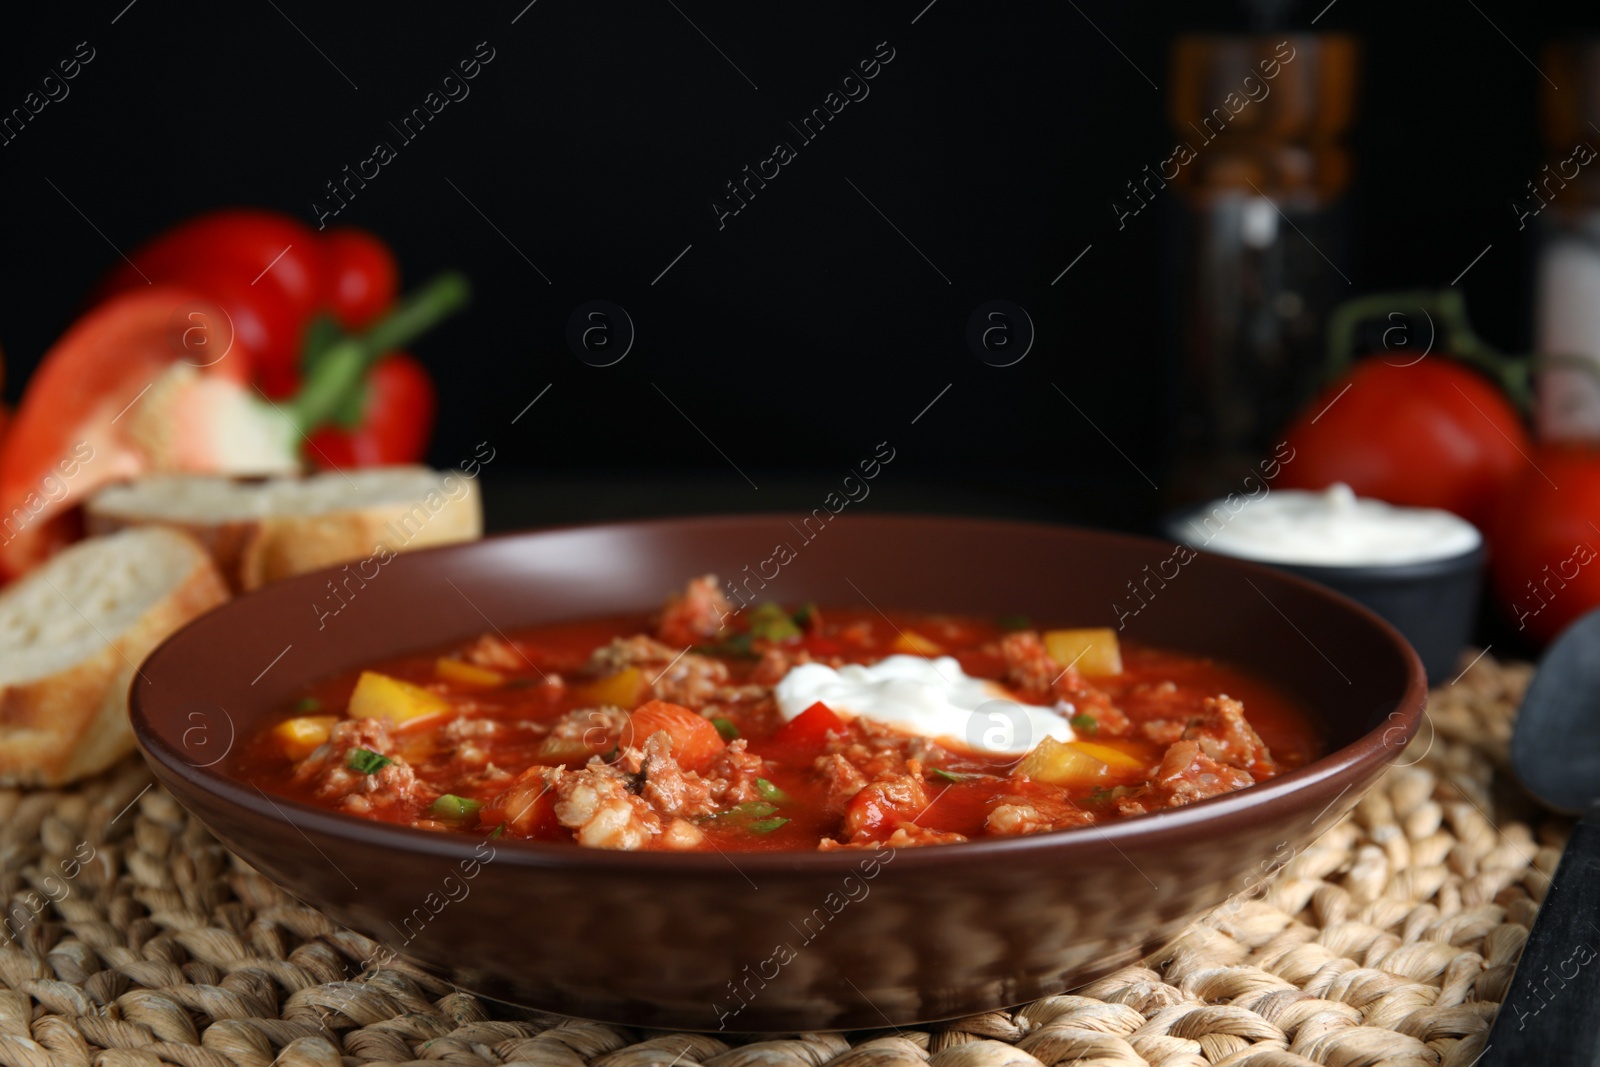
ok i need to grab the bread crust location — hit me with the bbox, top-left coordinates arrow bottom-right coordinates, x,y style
0,536 -> 229,787
86,475 -> 483,592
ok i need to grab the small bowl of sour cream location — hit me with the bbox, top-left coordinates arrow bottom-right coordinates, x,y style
1163,483 -> 1485,683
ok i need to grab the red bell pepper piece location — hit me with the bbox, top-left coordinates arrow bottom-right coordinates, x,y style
770,701 -> 847,754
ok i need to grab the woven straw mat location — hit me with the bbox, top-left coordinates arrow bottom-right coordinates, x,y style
0,652 -> 1564,1067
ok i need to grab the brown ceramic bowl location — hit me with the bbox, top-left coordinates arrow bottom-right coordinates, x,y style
131,514 -> 1425,1032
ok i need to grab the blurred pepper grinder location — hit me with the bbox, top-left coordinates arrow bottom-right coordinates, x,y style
1166,29 -> 1360,502
1533,42 -> 1600,440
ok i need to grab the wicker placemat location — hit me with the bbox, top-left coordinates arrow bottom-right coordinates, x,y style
0,653 -> 1562,1067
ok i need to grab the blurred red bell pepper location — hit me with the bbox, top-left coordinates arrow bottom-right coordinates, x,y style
322,228 -> 400,331
306,353 -> 436,468
98,211 -> 323,397
0,287 -> 254,575
0,272 -> 467,578
98,210 -> 401,398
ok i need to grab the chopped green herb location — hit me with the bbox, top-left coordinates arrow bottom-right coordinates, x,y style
755,777 -> 789,802
1086,787 -> 1112,804
930,768 -> 978,783
997,614 -> 1032,632
294,696 -> 322,712
709,800 -> 779,822
711,717 -> 740,741
347,748 -> 392,775
488,822 -> 506,839
1070,714 -> 1099,734
747,817 -> 790,835
792,602 -> 820,630
734,801 -> 779,819
696,632 -> 758,659
429,794 -> 482,820
747,602 -> 801,642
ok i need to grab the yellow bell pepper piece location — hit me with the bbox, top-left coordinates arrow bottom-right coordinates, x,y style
1043,628 -> 1123,676
348,671 -> 450,725
397,734 -> 437,764
576,666 -> 648,709
272,715 -> 337,759
435,657 -> 505,688
1068,741 -> 1145,771
539,735 -> 601,763
1013,737 -> 1109,785
891,630 -> 944,656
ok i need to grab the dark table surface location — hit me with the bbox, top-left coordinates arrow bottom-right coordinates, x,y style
476,471 -> 1536,661
479,471 -> 1151,536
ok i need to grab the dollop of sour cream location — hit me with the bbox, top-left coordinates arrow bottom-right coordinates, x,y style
773,655 -> 1073,755
1187,483 -> 1481,566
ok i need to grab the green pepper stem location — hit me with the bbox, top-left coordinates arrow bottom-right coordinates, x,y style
289,271 -> 470,434
1322,288 -> 1533,411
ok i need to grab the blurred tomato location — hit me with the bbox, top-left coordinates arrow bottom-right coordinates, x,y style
1490,445 -> 1600,644
1279,357 -> 1529,530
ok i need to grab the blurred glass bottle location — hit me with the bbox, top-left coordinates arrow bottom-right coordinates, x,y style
1166,33 -> 1360,502
1533,42 -> 1600,441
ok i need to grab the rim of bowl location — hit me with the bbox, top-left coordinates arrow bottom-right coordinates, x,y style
132,513 -> 1428,876
1160,504 -> 1486,581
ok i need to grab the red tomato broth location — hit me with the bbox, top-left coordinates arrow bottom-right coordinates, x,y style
237,603 -> 1322,852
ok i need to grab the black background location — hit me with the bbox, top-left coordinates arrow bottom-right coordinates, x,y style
1,0 -> 1590,531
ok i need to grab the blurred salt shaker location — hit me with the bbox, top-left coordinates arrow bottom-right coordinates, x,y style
1165,30 -> 1360,503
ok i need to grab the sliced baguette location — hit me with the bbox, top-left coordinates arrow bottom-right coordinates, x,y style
84,466 -> 483,592
0,527 -> 229,786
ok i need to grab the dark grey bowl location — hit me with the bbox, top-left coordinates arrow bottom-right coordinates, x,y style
1163,508 -> 1484,685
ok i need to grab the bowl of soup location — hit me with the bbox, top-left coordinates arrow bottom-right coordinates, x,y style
131,514 -> 1425,1031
